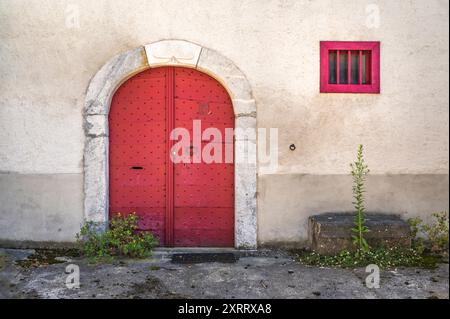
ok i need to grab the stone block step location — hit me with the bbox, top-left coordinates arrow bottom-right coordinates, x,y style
308,213 -> 411,255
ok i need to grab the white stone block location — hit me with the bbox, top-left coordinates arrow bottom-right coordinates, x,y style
232,99 -> 257,116
144,40 -> 202,68
84,114 -> 107,137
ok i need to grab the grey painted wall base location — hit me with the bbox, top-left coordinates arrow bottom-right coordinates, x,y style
1,172 -> 447,248
0,239 -> 78,249
258,173 -> 449,246
0,173 -> 83,242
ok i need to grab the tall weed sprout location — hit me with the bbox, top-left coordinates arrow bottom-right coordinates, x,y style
351,145 -> 370,253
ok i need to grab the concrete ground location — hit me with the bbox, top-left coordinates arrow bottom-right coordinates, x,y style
0,248 -> 448,299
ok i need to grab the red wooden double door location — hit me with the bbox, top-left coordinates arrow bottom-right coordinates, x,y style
109,67 -> 235,247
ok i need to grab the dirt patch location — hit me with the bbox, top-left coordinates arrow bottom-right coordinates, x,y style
128,276 -> 188,299
15,249 -> 80,268
0,254 -> 7,270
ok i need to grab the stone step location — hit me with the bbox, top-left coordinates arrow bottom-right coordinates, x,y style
308,213 -> 411,255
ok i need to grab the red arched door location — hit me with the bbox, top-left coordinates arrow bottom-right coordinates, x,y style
109,67 -> 234,247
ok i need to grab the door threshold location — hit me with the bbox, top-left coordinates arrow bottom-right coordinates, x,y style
155,247 -> 241,253
153,247 -> 258,259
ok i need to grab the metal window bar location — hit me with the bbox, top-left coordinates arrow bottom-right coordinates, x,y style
337,50 -> 340,84
347,50 -> 351,85
359,50 -> 362,85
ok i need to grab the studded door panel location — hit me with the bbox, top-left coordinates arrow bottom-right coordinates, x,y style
109,69 -> 167,243
173,68 -> 234,247
109,67 -> 234,247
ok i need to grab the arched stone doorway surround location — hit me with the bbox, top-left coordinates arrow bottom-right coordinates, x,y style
83,40 -> 257,249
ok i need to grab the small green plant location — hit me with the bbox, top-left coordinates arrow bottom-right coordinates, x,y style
296,247 -> 438,269
350,144 -> 370,253
409,212 -> 449,253
408,212 -> 449,255
408,217 -> 422,239
407,217 -> 426,254
423,212 -> 449,253
77,213 -> 158,262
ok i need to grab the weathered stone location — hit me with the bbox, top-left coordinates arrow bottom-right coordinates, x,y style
84,114 -> 107,137
235,116 -> 257,139
83,136 -> 108,224
235,164 -> 257,249
235,139 -> 257,165
309,213 -> 411,255
197,47 -> 252,100
232,99 -> 257,116
85,47 -> 148,115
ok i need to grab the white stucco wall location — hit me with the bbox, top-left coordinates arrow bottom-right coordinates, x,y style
0,0 -> 448,245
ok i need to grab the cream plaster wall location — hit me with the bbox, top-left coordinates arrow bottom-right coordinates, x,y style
0,0 -> 448,244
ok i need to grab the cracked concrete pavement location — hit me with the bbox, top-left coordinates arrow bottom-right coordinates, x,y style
0,248 -> 448,299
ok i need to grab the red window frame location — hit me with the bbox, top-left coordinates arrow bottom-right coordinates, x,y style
320,41 -> 380,93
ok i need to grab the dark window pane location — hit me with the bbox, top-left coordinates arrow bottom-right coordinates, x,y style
339,51 -> 348,84
351,51 -> 360,84
362,50 -> 372,84
328,50 -> 337,84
